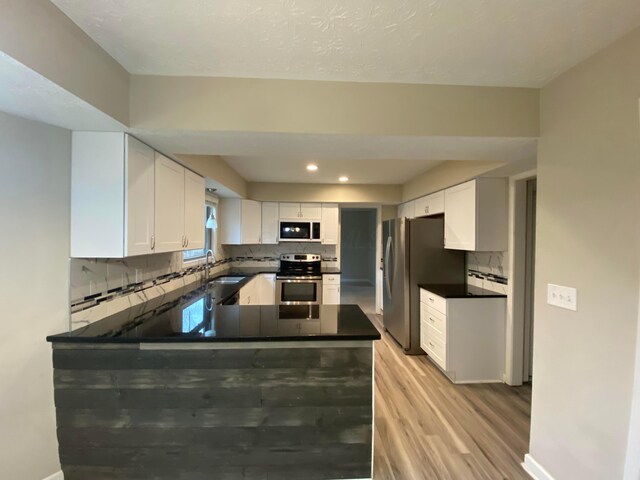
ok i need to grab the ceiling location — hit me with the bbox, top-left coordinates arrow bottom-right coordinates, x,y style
131,130 -> 536,184
52,0 -> 640,87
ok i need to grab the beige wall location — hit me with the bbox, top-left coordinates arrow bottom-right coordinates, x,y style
0,112 -> 70,479
247,182 -> 402,204
531,27 -> 640,480
381,205 -> 398,221
0,0 -> 130,125
177,154 -> 248,198
402,160 -> 506,201
130,75 -> 539,137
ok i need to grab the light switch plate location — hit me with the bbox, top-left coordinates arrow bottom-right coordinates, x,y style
547,284 -> 577,311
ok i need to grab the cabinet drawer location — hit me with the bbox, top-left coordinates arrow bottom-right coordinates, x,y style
420,289 -> 447,315
421,304 -> 446,337
421,326 -> 446,370
323,274 -> 340,285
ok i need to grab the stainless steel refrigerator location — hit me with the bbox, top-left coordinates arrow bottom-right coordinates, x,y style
382,216 -> 465,354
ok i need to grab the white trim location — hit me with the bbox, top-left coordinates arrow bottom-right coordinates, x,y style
43,471 -> 64,480
505,169 -> 537,386
522,454 -> 555,480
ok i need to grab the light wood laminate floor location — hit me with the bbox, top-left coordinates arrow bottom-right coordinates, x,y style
370,316 -> 532,480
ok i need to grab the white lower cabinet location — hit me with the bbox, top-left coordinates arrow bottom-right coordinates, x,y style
322,274 -> 341,304
239,274 -> 276,305
239,277 -> 259,305
257,274 -> 276,304
420,288 -> 506,383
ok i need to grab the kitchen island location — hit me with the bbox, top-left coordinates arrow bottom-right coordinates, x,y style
48,280 -> 379,480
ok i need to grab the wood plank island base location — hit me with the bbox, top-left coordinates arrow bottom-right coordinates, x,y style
48,284 -> 380,480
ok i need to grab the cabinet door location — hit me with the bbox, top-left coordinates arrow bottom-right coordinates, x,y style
154,154 -> 185,253
125,136 -> 155,256
258,274 -> 276,304
321,204 -> 339,245
444,180 -> 477,250
279,203 -> 301,219
184,170 -> 205,250
241,200 -> 262,244
300,203 -> 322,219
322,284 -> 340,305
415,191 -> 444,217
261,202 -> 279,244
399,201 -> 415,219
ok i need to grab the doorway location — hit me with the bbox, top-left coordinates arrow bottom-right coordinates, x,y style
522,179 -> 537,382
340,208 -> 377,314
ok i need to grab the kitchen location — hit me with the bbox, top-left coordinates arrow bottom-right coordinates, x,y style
2,2 -> 640,480
50,130 -> 520,479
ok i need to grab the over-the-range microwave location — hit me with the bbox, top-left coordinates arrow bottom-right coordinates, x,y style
279,221 -> 321,242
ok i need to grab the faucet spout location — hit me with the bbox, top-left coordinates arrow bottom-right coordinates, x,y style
205,249 -> 214,282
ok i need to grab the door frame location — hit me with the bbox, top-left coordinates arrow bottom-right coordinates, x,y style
505,169 -> 537,386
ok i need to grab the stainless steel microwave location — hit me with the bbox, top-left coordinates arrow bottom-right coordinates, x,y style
279,221 -> 321,242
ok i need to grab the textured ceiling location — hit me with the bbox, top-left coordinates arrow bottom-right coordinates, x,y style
51,0 -> 640,86
131,130 -> 536,184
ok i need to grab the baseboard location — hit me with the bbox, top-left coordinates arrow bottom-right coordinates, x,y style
43,471 -> 63,480
522,454 -> 554,480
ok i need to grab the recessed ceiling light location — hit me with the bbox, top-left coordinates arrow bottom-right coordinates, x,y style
306,164 -> 318,171
339,176 -> 349,182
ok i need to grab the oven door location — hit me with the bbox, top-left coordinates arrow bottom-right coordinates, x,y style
276,278 -> 322,305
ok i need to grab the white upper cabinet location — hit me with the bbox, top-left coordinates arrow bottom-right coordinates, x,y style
183,170 -> 205,250
154,153 -> 185,253
398,201 -> 416,219
71,132 -> 204,257
444,178 -> 507,251
321,204 -> 339,245
261,202 -> 279,244
219,199 -> 262,244
279,202 -> 321,219
415,191 -> 444,217
300,203 -> 321,219
125,136 -> 155,257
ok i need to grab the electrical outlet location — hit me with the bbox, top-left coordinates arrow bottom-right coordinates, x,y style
547,284 -> 577,311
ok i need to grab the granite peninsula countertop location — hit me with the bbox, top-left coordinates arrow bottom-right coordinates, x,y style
49,267 -> 378,344
418,284 -> 507,298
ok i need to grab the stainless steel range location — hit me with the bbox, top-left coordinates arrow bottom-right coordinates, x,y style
276,254 -> 322,305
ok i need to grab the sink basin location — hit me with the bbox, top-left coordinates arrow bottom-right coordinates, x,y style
211,276 -> 246,285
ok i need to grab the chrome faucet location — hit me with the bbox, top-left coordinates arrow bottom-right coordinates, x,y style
205,249 -> 214,282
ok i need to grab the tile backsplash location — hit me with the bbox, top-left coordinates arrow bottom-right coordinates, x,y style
228,243 -> 338,261
466,251 -> 508,294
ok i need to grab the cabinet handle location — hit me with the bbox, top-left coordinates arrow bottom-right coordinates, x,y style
426,206 -> 429,213
429,298 -> 434,303
151,235 -> 155,250
429,317 -> 435,323
186,237 -> 189,247
429,341 -> 435,348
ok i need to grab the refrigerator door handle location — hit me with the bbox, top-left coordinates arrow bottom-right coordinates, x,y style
385,236 -> 393,297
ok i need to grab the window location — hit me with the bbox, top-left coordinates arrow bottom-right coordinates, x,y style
183,202 -> 216,261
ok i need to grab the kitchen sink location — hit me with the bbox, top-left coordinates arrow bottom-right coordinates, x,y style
211,276 -> 246,284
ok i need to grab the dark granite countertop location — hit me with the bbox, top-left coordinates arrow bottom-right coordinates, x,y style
321,267 -> 341,274
49,267 -> 378,343
418,284 -> 507,298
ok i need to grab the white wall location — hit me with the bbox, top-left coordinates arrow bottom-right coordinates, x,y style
0,111 -> 70,479
530,27 -> 640,479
